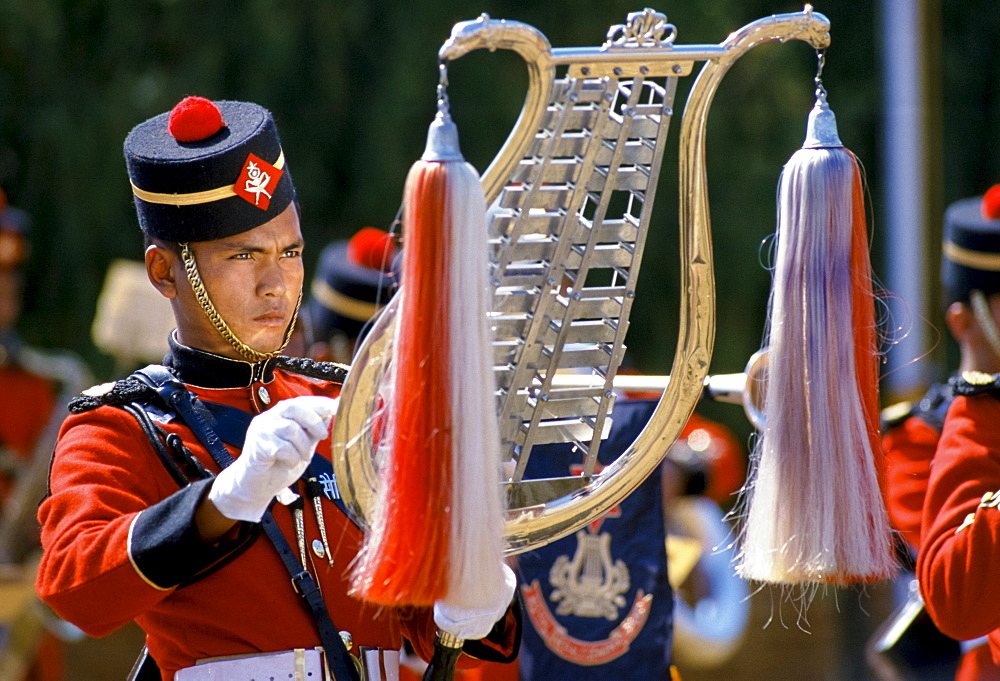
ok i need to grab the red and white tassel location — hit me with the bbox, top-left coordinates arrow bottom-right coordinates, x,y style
736,92 -> 895,586
351,111 -> 506,610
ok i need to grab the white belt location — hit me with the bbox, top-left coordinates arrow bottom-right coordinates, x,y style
175,647 -> 401,681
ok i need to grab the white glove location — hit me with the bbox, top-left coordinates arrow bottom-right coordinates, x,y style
433,564 -> 517,641
208,396 -> 338,522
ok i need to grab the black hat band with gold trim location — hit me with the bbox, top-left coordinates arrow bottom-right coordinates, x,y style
311,278 -> 385,323
130,150 -> 285,207
944,240 -> 1000,272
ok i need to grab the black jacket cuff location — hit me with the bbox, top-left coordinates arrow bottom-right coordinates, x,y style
129,478 -> 259,589
461,597 -> 522,664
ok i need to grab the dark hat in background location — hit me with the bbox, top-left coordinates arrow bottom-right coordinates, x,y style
306,227 -> 399,342
124,96 -> 296,243
0,187 -> 31,269
943,184 -> 1000,304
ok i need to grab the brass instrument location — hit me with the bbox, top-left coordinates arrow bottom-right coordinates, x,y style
333,8 -> 829,555
548,348 -> 769,430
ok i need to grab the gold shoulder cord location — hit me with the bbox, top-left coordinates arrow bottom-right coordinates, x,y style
180,242 -> 301,362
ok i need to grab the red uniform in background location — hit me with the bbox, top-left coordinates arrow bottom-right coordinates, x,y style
902,186 -> 1000,681
882,383 -> 955,552
0,359 -> 56,505
0,355 -> 62,681
0,189 -> 57,506
679,412 -> 746,506
918,381 -> 1000,681
1,187 -> 69,681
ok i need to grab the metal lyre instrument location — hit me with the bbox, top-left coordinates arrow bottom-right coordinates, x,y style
333,7 -> 830,554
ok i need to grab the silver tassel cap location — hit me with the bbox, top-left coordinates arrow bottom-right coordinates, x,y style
803,89 -> 843,149
421,110 -> 465,162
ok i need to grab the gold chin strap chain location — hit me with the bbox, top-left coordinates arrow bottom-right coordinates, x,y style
970,289 -> 1000,361
180,242 -> 301,363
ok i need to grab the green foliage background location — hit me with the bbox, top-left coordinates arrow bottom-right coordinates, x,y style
1,0 -> 998,440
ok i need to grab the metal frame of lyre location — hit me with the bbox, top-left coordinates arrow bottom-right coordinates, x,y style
332,7 -> 831,554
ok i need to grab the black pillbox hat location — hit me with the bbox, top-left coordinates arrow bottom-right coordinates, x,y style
942,189 -> 1000,304
124,99 -> 296,243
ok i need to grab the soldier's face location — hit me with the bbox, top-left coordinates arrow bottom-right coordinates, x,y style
173,203 -> 304,358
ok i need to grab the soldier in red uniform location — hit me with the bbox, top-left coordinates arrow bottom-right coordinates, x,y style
883,188 -> 1000,556
874,190 -> 1000,680
915,186 -> 1000,681
0,190 -> 57,510
34,96 -> 518,681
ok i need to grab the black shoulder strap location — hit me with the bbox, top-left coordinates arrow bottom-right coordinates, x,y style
131,365 -> 361,681
911,381 -> 956,433
950,370 -> 1000,399
122,402 -> 190,489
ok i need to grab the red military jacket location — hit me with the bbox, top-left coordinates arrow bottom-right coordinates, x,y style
36,339 -> 517,679
918,375 -> 1000,672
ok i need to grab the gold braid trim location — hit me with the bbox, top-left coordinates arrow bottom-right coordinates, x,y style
180,242 -> 301,362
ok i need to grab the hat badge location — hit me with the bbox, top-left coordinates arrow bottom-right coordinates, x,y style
235,152 -> 283,210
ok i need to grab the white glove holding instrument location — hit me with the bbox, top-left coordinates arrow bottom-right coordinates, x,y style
208,395 -> 339,523
433,564 -> 517,641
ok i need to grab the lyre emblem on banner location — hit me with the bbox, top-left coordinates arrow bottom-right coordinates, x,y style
549,530 -> 629,620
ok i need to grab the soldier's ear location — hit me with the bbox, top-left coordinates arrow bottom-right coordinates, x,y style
145,243 -> 178,299
945,301 -> 975,343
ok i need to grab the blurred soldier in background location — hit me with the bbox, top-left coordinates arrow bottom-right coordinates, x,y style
906,186 -> 1000,681
661,411 -> 750,675
0,190 -> 56,513
874,186 -> 1000,681
301,226 -> 398,364
0,188 -> 91,681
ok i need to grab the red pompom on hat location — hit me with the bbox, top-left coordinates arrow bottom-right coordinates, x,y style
983,184 -> 1000,221
167,96 -> 225,143
347,227 -> 398,270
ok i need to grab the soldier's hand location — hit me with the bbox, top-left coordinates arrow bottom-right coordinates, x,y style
433,564 -> 517,640
208,396 -> 338,522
